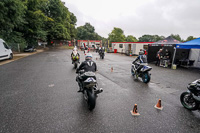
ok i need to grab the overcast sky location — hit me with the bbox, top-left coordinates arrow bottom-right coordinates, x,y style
64,0 -> 200,40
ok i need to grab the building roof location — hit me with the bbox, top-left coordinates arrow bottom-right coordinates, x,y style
78,40 -> 101,42
111,42 -> 154,44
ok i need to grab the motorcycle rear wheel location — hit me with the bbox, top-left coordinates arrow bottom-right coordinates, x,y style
180,92 -> 199,110
142,72 -> 150,83
87,90 -> 96,111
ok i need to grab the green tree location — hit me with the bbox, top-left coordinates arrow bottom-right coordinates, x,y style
45,0 -> 73,44
170,34 -> 183,42
126,35 -> 138,42
138,35 -> 165,42
77,23 -> 102,40
69,13 -> 77,39
108,27 -> 126,42
186,36 -> 196,42
0,0 -> 77,50
0,0 -> 26,47
23,0 -> 51,46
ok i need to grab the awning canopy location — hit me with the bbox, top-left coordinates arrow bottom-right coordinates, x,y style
176,38 -> 200,49
152,36 -> 181,45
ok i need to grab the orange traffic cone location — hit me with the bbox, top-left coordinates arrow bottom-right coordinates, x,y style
130,104 -> 140,116
154,99 -> 163,110
111,67 -> 113,72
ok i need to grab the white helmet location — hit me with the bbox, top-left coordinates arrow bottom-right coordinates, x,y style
73,48 -> 77,51
85,53 -> 92,60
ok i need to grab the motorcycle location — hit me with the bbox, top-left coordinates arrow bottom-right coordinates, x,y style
180,79 -> 200,111
72,51 -> 79,69
131,62 -> 152,83
99,51 -> 105,59
76,70 -> 103,110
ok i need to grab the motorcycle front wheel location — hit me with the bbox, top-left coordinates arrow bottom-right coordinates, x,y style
74,62 -> 78,69
131,68 -> 135,76
87,90 -> 96,111
180,92 -> 199,110
142,72 -> 150,83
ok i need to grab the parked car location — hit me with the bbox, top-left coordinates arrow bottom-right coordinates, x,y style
0,38 -> 13,61
24,46 -> 37,52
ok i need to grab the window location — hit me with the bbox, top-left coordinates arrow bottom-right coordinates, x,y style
119,44 -> 123,48
3,42 -> 9,49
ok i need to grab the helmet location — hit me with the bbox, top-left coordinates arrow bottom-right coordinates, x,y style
85,53 -> 92,60
139,51 -> 144,55
73,47 -> 77,51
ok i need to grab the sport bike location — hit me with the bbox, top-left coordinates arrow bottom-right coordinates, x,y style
76,70 -> 103,110
180,79 -> 200,111
131,62 -> 152,83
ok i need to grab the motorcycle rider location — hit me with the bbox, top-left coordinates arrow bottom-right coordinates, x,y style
71,46 -> 80,64
84,46 -> 88,54
99,47 -> 105,56
76,53 -> 97,92
132,50 -> 148,76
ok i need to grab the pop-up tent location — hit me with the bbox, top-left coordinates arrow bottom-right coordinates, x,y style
173,38 -> 200,68
176,38 -> 200,49
147,36 -> 189,63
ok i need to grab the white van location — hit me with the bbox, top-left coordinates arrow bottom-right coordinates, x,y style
0,38 -> 13,61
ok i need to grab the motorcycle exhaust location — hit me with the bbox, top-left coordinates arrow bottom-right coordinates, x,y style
95,88 -> 103,94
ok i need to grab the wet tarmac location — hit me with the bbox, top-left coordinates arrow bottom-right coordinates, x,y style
0,49 -> 199,133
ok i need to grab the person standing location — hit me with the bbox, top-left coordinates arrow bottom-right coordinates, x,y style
155,49 -> 163,66
164,49 -> 171,67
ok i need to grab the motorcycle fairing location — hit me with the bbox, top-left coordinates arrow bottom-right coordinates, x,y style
140,65 -> 152,72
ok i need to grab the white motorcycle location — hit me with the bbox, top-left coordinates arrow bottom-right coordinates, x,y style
131,62 -> 152,83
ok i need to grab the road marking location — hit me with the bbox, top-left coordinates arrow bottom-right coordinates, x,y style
48,84 -> 55,87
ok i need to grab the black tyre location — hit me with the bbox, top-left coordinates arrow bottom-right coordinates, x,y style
142,72 -> 150,83
74,62 -> 78,69
131,68 -> 135,76
87,90 -> 96,111
180,92 -> 199,110
9,53 -> 13,60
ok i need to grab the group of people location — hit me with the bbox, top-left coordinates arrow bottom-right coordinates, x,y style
155,49 -> 171,67
72,46 -> 170,92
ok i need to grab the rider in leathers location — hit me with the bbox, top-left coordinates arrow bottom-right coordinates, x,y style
76,53 -> 97,92
132,51 -> 148,75
71,47 -> 80,64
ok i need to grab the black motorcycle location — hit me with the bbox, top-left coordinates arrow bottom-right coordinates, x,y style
180,79 -> 200,111
99,51 -> 105,59
131,62 -> 152,83
76,70 -> 103,110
